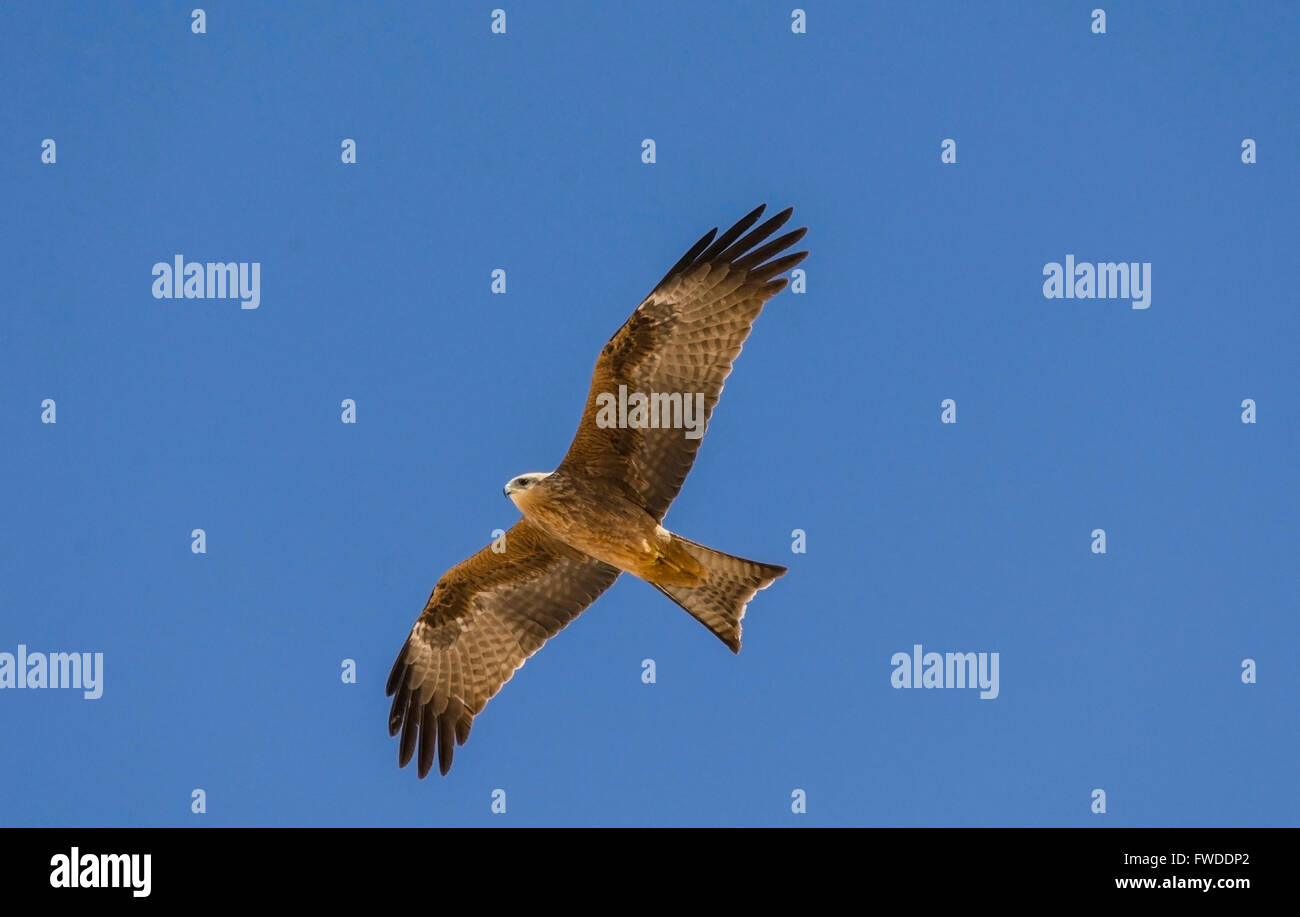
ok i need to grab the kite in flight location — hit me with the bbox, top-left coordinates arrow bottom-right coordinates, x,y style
386,204 -> 808,776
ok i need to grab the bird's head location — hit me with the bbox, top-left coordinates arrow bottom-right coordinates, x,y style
503,472 -> 551,504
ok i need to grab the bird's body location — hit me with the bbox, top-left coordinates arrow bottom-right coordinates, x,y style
387,204 -> 808,776
507,471 -> 702,585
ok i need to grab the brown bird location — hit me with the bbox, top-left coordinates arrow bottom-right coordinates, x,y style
386,204 -> 808,776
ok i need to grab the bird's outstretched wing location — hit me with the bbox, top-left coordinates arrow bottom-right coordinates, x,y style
557,204 -> 808,521
386,520 -> 620,777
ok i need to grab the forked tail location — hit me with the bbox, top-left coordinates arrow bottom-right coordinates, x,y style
650,535 -> 786,652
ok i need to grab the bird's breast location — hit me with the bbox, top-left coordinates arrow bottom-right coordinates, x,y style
516,481 -> 661,573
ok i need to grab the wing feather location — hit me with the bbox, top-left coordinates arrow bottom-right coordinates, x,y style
558,204 -> 808,520
386,520 -> 620,776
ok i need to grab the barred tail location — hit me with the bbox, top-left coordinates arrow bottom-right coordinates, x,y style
650,535 -> 786,652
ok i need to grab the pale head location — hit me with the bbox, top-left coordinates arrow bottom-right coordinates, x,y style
503,472 -> 551,503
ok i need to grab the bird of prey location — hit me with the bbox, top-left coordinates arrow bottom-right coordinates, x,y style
386,204 -> 808,776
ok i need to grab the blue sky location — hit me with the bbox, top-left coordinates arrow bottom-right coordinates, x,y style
1,1 -> 1295,826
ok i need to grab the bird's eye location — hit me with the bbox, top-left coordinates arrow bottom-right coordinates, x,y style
516,478 -> 526,487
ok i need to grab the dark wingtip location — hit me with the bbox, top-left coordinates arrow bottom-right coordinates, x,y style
398,710 -> 418,770
438,714 -> 456,776
698,204 -> 769,263
387,683 -> 409,736
385,643 -> 408,697
654,204 -> 806,291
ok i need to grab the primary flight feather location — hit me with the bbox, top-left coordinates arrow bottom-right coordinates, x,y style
386,204 -> 808,776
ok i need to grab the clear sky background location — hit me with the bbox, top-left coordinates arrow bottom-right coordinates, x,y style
1,2 -> 1295,827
